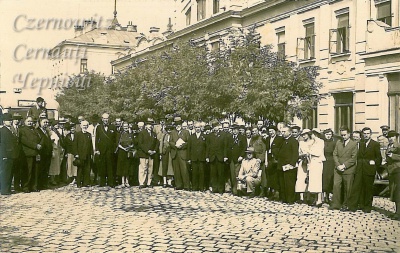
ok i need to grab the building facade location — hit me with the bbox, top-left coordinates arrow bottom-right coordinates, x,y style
112,0 -> 400,134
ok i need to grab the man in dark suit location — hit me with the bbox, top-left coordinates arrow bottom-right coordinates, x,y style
250,126 -> 266,196
0,114 -> 19,195
11,113 -> 25,192
137,120 -> 158,188
348,127 -> 381,212
330,126 -> 358,210
226,123 -> 246,195
74,120 -> 93,187
265,125 -> 284,200
277,126 -> 299,204
95,113 -> 117,187
19,116 -> 42,192
206,121 -> 228,194
187,122 -> 207,191
36,118 -> 53,190
169,117 -> 190,190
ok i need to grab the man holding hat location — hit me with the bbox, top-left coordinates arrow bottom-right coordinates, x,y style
27,97 -> 48,121
169,116 -> 190,190
0,114 -> 19,195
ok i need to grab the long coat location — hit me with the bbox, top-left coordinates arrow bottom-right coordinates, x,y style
95,124 -> 117,155
0,126 -> 19,159
277,136 -> 299,169
19,126 -> 40,157
36,127 -> 53,157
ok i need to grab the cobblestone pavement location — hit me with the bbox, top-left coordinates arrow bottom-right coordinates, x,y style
0,186 -> 399,253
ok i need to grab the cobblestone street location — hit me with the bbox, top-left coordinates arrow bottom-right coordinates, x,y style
0,186 -> 399,253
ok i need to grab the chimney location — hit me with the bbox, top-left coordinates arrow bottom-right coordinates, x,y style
149,27 -> 160,33
74,25 -> 83,37
127,21 -> 137,32
83,20 -> 95,34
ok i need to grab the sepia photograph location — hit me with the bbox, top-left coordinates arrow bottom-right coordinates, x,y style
0,0 -> 399,252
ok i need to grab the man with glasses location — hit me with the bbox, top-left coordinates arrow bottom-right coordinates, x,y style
330,126 -> 358,211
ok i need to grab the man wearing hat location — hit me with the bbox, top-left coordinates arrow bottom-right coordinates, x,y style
386,130 -> 400,220
226,123 -> 247,195
237,147 -> 261,197
169,116 -> 190,190
0,114 -> 19,195
27,97 -> 48,121
265,125 -> 284,200
11,113 -> 25,192
137,118 -> 158,188
95,113 -> 117,187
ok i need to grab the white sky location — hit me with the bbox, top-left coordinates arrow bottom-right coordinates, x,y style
0,0 -> 174,108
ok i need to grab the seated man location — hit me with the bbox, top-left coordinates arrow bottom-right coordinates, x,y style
237,147 -> 261,198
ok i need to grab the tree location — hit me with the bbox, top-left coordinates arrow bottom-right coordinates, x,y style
56,27 -> 322,124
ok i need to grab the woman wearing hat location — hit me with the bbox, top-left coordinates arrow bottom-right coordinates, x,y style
236,147 -> 261,197
295,129 -> 312,204
322,128 -> 337,204
386,130 -> 400,220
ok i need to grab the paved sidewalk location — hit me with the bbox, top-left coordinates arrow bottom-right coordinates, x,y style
0,186 -> 399,253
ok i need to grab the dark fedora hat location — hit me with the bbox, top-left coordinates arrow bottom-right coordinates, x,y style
387,130 -> 399,138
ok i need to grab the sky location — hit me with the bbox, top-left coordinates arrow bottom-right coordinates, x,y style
0,0 -> 175,109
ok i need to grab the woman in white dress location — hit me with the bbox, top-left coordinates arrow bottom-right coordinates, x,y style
295,129 -> 312,203
307,129 -> 326,207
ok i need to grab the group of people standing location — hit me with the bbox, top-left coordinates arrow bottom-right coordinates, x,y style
1,97 -> 399,221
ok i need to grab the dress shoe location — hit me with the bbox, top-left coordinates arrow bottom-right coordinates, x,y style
139,185 -> 145,189
314,203 -> 323,208
340,206 -> 349,212
362,209 -> 371,213
148,185 -> 154,188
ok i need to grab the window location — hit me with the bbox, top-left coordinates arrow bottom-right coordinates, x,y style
211,41 -> 220,52
304,23 -> 315,59
329,13 -> 350,54
80,59 -> 87,73
377,1 -> 392,26
334,92 -> 353,133
213,0 -> 220,14
186,8 -> 191,26
197,0 -> 206,21
277,31 -> 286,59
388,73 -> 400,132
303,104 -> 318,130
